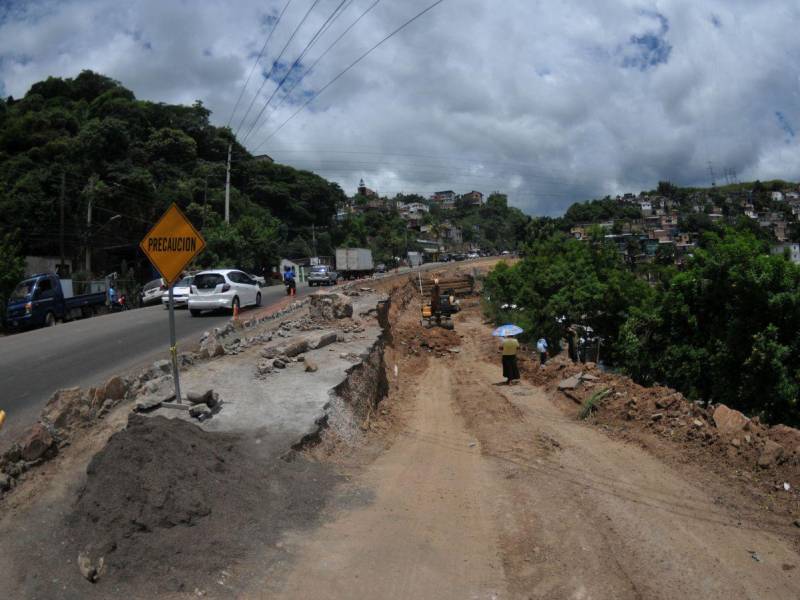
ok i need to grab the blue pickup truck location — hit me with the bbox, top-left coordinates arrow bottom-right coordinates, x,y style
5,273 -> 108,330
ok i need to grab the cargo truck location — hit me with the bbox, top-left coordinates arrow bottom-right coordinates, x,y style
335,248 -> 374,279
407,251 -> 423,268
5,273 -> 108,330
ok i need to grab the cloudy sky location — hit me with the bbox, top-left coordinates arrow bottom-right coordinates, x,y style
1,0 -> 798,215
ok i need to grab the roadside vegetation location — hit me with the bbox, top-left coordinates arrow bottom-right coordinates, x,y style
484,225 -> 800,426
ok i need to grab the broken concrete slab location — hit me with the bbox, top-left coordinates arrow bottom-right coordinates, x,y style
312,332 -> 339,350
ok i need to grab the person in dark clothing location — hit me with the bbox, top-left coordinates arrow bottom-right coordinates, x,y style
431,278 -> 441,324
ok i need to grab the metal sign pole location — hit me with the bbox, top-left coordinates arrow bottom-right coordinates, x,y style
168,283 -> 182,404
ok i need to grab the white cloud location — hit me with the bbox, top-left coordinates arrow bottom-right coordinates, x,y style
1,0 -> 798,215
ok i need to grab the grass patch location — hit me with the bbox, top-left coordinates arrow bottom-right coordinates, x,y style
579,388 -> 611,420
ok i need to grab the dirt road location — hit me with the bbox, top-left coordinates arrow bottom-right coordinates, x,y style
272,309 -> 800,599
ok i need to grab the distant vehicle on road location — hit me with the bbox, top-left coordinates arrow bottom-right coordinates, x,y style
5,273 -> 107,330
467,251 -> 479,259
188,269 -> 261,316
308,265 -> 339,286
161,275 -> 194,308
336,248 -> 374,279
375,263 -> 386,273
501,250 -> 511,255
141,278 -> 166,306
407,251 -> 423,267
453,253 -> 466,261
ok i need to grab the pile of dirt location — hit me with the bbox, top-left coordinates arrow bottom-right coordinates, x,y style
394,323 -> 462,358
66,414 -> 338,595
520,352 -> 800,529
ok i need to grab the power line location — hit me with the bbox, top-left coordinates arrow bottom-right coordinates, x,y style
234,0 -> 324,138
251,0 -> 447,151
226,0 -> 296,128
240,0 -> 350,144
248,0 -> 380,142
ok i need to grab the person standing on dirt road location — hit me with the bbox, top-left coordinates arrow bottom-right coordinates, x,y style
537,337 -> 549,366
500,334 -> 520,384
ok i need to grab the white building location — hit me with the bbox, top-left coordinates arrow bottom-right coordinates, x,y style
771,243 -> 800,264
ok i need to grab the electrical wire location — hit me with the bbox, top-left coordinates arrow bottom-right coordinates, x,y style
226,0 -> 295,128
250,0 -> 447,151
234,0 -> 324,138
240,0 -> 350,144
246,0 -> 380,142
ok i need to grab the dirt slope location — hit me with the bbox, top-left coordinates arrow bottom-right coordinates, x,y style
271,309 -> 800,599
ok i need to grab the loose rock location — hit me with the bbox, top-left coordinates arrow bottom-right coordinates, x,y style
758,440 -> 784,468
20,422 -> 55,462
305,360 -> 319,373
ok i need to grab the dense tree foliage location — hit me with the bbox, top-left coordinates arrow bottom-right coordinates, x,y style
484,228 -> 800,425
0,71 -> 345,279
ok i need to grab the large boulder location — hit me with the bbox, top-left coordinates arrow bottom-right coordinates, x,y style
712,404 -> 750,436
102,376 -> 129,402
310,293 -> 353,320
312,332 -> 339,350
20,423 -> 55,462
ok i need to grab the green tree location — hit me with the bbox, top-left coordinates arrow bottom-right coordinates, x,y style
0,233 -> 26,321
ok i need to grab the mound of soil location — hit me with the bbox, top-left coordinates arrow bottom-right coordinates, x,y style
67,414 -> 338,595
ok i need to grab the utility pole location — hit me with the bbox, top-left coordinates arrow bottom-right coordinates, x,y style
708,162 -> 716,187
202,175 -> 208,231
86,195 -> 92,274
312,224 -> 317,257
224,143 -> 232,224
59,171 -> 65,277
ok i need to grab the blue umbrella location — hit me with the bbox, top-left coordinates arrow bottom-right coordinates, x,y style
492,324 -> 524,337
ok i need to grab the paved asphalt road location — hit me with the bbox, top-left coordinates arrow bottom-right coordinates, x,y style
0,282 -> 312,448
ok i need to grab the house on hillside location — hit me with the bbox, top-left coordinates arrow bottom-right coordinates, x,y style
772,242 -> 800,264
461,191 -> 484,206
431,190 -> 457,210
357,178 -> 378,198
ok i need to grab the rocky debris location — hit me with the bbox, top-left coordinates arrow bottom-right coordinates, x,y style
282,339 -> 310,357
758,440 -> 785,468
305,360 -> 319,373
310,292 -> 353,320
0,473 -> 11,492
558,375 -> 582,391
713,404 -> 750,436
134,392 -> 173,412
19,422 -> 55,462
256,360 -> 274,378
102,375 -> 129,402
186,389 -> 218,409
189,404 -> 213,421
77,551 -> 105,583
199,333 -> 225,359
42,387 -> 93,432
313,332 -> 339,350
273,359 -> 287,369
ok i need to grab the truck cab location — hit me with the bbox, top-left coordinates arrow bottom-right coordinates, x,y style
6,274 -> 64,329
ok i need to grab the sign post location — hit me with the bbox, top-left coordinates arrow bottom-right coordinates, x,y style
140,203 -> 206,404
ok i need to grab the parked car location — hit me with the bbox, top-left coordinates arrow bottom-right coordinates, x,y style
249,273 -> 266,287
4,273 -> 107,330
188,269 -> 261,316
453,253 -> 466,261
141,278 -> 166,306
308,265 -> 339,286
467,251 -> 479,259
375,263 -> 386,273
161,275 -> 194,308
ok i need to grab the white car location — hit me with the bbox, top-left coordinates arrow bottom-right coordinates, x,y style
188,269 -> 262,316
140,278 -> 166,306
161,275 -> 194,308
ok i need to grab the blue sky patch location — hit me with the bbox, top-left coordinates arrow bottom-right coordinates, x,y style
776,111 -> 796,142
621,10 -> 672,71
710,14 -> 722,28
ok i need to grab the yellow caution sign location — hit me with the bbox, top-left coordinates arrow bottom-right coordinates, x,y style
139,203 -> 206,285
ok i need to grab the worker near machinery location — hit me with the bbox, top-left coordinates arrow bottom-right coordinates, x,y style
431,278 -> 441,324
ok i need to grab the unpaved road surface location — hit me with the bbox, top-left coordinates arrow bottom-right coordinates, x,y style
270,308 -> 800,599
